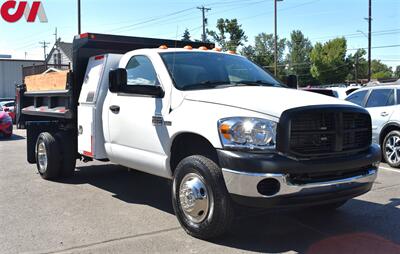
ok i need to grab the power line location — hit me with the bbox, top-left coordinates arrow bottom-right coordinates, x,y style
10,2 -> 260,52
105,0 -> 266,39
348,44 -> 400,51
11,0 -> 400,58
94,0 -> 262,31
145,1 -> 263,33
310,29 -> 400,41
208,0 -> 266,17
108,7 -> 196,34
109,0 -> 265,35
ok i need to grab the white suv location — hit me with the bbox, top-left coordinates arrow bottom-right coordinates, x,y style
346,82 -> 400,167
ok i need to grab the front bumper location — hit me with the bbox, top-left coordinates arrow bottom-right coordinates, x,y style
218,144 -> 381,208
0,122 -> 13,135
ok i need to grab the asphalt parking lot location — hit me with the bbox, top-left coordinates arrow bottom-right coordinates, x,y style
1,129 -> 400,254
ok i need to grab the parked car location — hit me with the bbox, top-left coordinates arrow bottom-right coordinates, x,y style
303,87 -> 360,100
17,33 -> 380,239
0,101 -> 15,123
0,106 -> 13,138
345,83 -> 400,167
344,86 -> 362,96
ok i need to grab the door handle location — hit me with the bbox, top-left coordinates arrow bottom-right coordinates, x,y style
381,112 -> 389,117
109,105 -> 120,114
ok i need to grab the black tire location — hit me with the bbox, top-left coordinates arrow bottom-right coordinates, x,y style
35,132 -> 61,180
172,155 -> 234,240
382,130 -> 400,168
55,132 -> 77,177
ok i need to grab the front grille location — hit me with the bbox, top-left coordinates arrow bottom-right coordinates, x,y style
277,106 -> 371,157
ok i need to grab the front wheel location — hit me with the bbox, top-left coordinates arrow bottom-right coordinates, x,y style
383,130 -> 400,168
172,155 -> 234,240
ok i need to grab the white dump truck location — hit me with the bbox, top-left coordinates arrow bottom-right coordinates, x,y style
17,33 -> 381,239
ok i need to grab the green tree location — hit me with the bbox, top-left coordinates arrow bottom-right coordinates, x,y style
371,60 -> 393,79
207,18 -> 247,51
395,65 -> 400,78
240,33 -> 286,77
286,30 -> 313,86
240,45 -> 256,61
346,49 -> 368,82
181,28 -> 191,41
310,37 -> 348,84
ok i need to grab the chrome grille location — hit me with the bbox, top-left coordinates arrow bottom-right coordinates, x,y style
277,107 -> 372,157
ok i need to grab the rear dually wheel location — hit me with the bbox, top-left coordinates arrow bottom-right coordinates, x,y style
35,132 -> 62,180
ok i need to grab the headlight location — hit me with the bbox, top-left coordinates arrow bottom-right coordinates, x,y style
218,117 -> 277,150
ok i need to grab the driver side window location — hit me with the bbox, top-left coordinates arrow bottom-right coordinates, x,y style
126,56 -> 159,86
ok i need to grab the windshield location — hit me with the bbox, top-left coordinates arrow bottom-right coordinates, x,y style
160,52 -> 282,90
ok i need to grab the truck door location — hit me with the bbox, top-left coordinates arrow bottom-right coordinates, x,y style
107,55 -> 170,178
77,54 -> 121,160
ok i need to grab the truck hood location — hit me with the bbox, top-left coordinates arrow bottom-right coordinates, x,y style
183,86 -> 356,118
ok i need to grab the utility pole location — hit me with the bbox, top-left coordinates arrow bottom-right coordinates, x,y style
367,0 -> 372,81
39,41 -> 50,60
78,0 -> 81,34
53,27 -> 58,45
274,0 -> 283,77
355,54 -> 359,84
197,6 -> 211,42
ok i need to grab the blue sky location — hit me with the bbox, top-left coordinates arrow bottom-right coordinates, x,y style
0,0 -> 399,68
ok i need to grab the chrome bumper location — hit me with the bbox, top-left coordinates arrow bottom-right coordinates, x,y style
222,168 -> 378,198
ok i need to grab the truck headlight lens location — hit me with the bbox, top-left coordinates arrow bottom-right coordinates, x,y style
218,117 -> 277,150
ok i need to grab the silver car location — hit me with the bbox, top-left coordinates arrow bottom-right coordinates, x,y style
346,82 -> 400,167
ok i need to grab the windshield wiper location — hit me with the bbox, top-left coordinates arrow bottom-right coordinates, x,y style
235,80 -> 279,87
182,81 -> 234,90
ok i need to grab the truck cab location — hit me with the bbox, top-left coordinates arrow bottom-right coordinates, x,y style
17,33 -> 381,240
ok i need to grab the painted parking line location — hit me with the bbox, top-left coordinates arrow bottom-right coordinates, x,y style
379,166 -> 400,173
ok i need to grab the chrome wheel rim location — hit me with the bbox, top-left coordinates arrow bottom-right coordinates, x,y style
179,173 -> 210,223
37,141 -> 48,173
385,135 -> 400,164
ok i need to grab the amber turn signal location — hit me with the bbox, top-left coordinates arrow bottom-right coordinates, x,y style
220,124 -> 231,139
